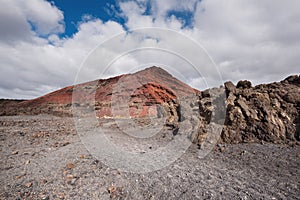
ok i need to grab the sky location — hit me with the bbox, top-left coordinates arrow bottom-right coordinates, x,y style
0,0 -> 299,99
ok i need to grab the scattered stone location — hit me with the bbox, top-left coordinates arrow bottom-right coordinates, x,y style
39,193 -> 49,200
15,173 -> 26,179
107,185 -> 124,199
58,192 -> 65,199
32,131 -> 47,138
62,141 -> 70,147
219,146 -> 225,153
66,163 -> 75,169
11,150 -> 18,155
0,113 -> 299,199
40,179 -> 48,185
79,154 -> 85,159
25,182 -> 32,188
108,186 -> 116,194
19,131 -> 26,136
66,174 -> 74,179
65,174 -> 77,185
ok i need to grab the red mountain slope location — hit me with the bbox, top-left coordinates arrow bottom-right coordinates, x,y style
11,66 -> 198,118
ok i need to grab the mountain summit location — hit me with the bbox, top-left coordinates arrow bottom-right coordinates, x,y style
2,66 -> 198,119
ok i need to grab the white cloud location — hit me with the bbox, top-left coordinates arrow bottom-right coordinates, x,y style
0,0 -> 64,45
0,0 -> 124,99
0,0 -> 299,99
150,0 -> 198,18
193,0 -> 300,85
20,0 -> 65,35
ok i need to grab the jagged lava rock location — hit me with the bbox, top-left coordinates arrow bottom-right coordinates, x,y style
220,75 -> 300,144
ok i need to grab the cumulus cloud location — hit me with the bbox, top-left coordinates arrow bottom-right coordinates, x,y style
0,0 -> 64,44
0,0 -> 299,99
193,0 -> 300,86
0,0 -> 124,99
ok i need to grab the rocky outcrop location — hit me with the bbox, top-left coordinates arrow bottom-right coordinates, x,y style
193,75 -> 300,145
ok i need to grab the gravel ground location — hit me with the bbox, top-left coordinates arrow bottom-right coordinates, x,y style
0,115 -> 299,199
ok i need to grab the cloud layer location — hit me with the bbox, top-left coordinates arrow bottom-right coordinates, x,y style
0,0 -> 299,99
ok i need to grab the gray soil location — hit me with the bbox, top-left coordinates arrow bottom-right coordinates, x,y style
0,115 -> 299,199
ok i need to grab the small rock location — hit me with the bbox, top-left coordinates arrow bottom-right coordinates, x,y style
173,127 -> 179,135
70,178 -> 77,185
107,185 -> 123,199
65,174 -> 77,185
219,147 -> 225,153
15,173 -> 26,179
39,194 -> 49,200
62,141 -> 70,147
79,154 -> 85,159
25,182 -> 32,188
58,192 -> 65,199
25,160 -> 30,165
11,150 -> 19,155
66,174 -> 74,180
40,179 -> 47,184
19,132 -> 26,136
66,163 -> 75,169
108,186 -> 116,194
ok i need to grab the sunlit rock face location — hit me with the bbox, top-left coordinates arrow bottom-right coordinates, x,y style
202,75 -> 300,144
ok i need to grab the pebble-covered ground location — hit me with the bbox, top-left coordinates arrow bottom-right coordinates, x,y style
0,115 -> 299,199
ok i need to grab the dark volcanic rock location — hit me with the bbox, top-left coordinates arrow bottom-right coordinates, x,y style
190,75 -> 300,145
237,80 -> 252,89
218,75 -> 300,144
284,75 -> 300,84
224,81 -> 236,95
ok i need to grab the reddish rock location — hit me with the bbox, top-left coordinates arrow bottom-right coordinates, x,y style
2,66 -> 198,122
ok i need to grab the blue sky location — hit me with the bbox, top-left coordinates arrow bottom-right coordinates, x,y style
48,0 -> 196,38
0,0 -> 299,99
47,0 -> 125,37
